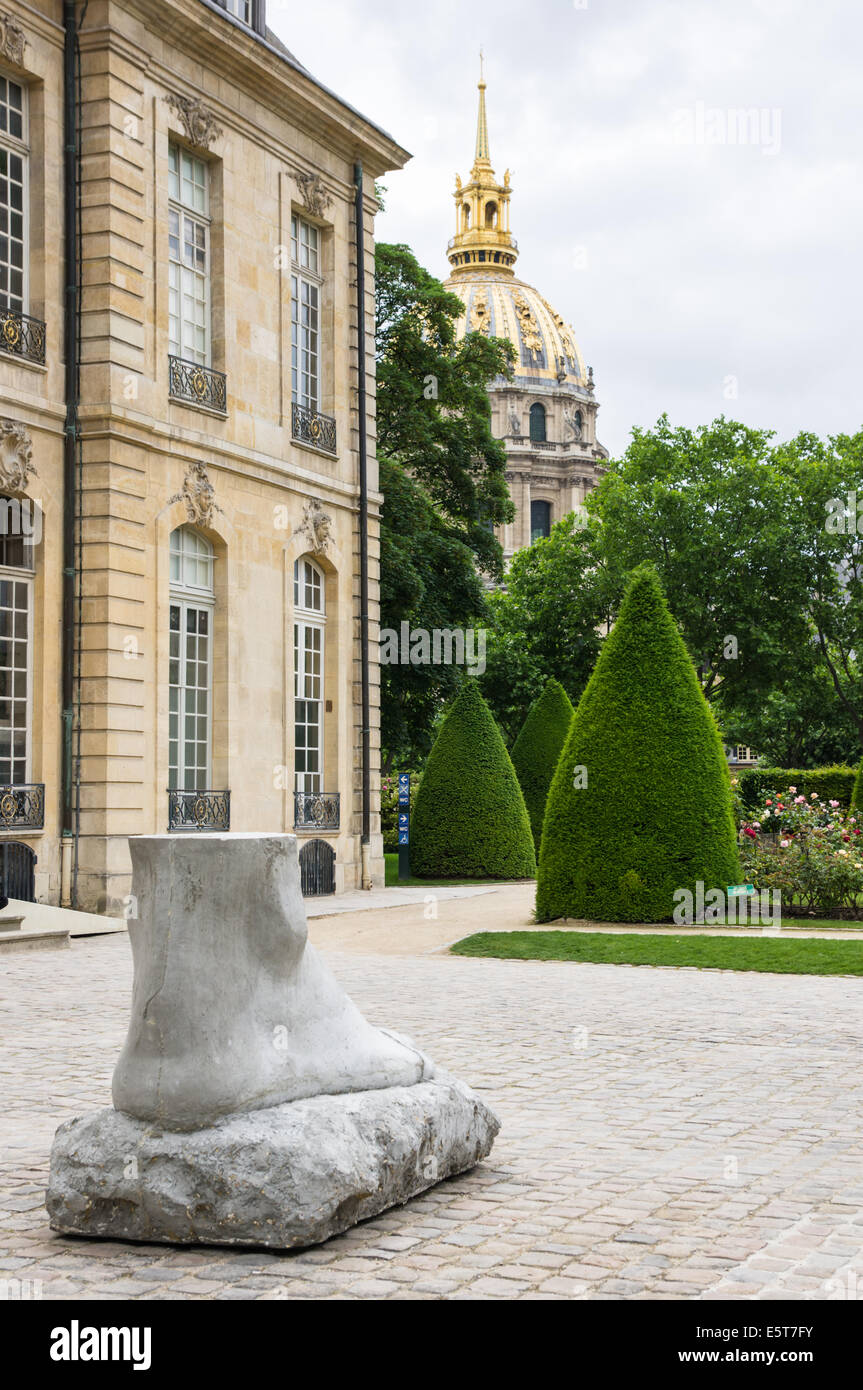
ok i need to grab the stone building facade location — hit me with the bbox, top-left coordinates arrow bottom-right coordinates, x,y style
444,75 -> 607,567
0,0 -> 406,910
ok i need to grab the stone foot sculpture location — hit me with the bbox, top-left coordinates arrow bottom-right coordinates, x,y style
47,834 -> 499,1249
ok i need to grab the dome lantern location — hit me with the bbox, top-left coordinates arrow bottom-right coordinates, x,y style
447,64 -> 518,277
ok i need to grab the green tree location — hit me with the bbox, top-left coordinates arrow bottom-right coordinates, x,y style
510,679 -> 575,857
720,642 -> 861,768
480,513 -> 613,742
778,430 -> 863,752
411,681 -> 536,880
536,568 -> 740,923
375,243 -> 516,769
590,415 -> 805,711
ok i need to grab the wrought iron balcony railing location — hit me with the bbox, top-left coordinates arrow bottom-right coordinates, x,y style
292,401 -> 337,454
168,788 -> 231,832
0,306 -> 46,366
0,783 -> 45,830
294,791 -> 340,831
168,354 -> 227,412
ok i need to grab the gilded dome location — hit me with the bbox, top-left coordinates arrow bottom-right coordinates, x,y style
443,272 -> 587,390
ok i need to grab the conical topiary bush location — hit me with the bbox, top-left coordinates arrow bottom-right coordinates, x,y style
510,678 -> 575,858
411,680 -> 536,880
536,567 -> 740,923
852,759 -> 863,812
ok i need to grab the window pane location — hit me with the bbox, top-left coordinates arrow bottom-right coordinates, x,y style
0,564 -> 29,783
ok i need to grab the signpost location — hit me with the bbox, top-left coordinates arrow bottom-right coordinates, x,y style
397,774 -> 410,880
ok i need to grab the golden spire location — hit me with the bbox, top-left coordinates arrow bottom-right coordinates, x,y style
447,62 -> 517,279
475,52 -> 490,165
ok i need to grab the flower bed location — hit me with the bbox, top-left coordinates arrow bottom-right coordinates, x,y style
739,786 -> 863,918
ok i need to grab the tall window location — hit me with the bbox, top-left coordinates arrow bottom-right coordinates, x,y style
0,498 -> 34,785
169,527 -> 214,792
0,73 -> 27,313
529,402 -> 547,442
530,500 -> 551,543
168,144 -> 210,365
293,557 -> 324,795
223,0 -> 252,20
291,214 -> 321,411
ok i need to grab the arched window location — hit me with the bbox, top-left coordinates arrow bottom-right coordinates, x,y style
294,557 -> 325,795
484,201 -> 497,228
574,409 -> 583,436
530,500 -> 551,543
0,495 -> 37,786
461,202 -> 471,231
169,527 -> 214,792
529,402 -> 547,442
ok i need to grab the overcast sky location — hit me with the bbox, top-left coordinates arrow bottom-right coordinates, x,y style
270,0 -> 862,458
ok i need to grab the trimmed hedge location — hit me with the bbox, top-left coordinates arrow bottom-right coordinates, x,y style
410,680 -> 536,880
536,567 -> 740,923
851,760 -> 863,812
739,765 -> 858,815
510,679 -> 575,857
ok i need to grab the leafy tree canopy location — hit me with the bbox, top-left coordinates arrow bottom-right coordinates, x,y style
376,243 -> 516,769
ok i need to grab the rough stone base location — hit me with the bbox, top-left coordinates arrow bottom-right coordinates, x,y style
46,1074 -> 499,1250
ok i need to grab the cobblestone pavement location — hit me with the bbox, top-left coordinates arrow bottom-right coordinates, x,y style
2,928 -> 863,1300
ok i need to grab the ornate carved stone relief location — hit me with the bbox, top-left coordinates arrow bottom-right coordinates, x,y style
0,11 -> 26,66
292,169 -> 332,219
469,287 -> 491,335
293,497 -> 332,556
512,291 -> 543,361
169,460 -> 222,528
0,418 -> 36,492
164,93 -> 223,150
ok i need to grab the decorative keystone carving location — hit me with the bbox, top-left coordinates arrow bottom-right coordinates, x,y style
169,460 -> 222,528
164,93 -> 223,150
294,497 -> 332,556
293,169 -> 332,219
0,11 -> 26,66
0,418 -> 36,492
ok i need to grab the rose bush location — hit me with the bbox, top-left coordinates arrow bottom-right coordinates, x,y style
739,787 -> 863,917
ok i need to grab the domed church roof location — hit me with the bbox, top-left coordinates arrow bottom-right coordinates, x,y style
442,69 -> 592,394
445,274 -> 588,390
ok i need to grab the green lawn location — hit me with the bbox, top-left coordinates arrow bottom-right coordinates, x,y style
451,930 -> 863,976
383,852 -> 512,888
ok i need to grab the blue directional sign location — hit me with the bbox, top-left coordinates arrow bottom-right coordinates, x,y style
397,776 -> 411,876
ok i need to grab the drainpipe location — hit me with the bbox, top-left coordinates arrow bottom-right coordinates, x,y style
61,0 -> 80,905
353,162 -> 372,889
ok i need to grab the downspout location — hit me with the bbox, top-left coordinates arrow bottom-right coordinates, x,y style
353,162 -> 372,888
61,0 -> 80,906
